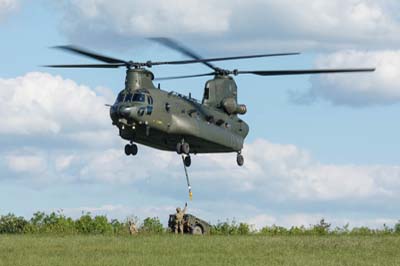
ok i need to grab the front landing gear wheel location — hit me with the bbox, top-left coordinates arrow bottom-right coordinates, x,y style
124,144 -> 138,156
125,144 -> 131,156
237,153 -> 244,166
184,155 -> 191,167
130,144 -> 138,156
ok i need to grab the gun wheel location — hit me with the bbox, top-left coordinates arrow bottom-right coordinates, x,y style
192,225 -> 203,235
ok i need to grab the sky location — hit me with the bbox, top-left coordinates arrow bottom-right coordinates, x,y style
1,0 -> 400,229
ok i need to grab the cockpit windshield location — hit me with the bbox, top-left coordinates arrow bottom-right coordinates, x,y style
115,92 -> 146,103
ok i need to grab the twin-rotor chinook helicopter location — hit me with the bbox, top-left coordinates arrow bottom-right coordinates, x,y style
47,38 -> 375,168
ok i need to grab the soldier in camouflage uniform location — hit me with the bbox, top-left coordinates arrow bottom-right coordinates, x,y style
128,220 -> 138,235
175,202 -> 187,234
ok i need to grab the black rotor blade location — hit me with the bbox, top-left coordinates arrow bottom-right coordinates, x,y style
149,37 -> 219,71
154,72 -> 215,81
44,63 -> 124,68
238,68 -> 375,76
151,52 -> 300,66
53,45 -> 128,64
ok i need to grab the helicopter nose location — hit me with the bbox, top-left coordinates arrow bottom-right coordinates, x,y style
119,106 -> 132,118
119,106 -> 135,118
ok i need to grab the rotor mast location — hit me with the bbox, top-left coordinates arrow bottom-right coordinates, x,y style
125,68 -> 155,91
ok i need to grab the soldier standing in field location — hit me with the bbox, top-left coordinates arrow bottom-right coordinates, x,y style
128,220 -> 138,235
175,202 -> 187,234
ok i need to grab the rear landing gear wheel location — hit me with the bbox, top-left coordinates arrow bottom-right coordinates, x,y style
237,153 -> 244,166
176,143 -> 182,154
184,155 -> 191,167
176,141 -> 190,155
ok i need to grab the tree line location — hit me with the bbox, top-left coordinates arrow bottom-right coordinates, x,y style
1,212 -> 400,236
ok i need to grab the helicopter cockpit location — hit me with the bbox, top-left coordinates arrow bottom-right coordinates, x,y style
115,91 -> 146,104
111,90 -> 154,122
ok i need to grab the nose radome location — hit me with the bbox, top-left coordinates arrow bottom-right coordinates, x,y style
119,106 -> 136,118
119,106 -> 132,117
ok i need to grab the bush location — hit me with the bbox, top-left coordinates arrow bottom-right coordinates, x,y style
351,227 -> 376,235
395,221 -> 400,234
288,226 -> 307,235
0,213 -> 28,234
1,212 -> 400,236
140,217 -> 164,234
74,213 -> 113,234
211,220 -> 252,235
26,211 -> 76,234
110,219 -> 128,235
311,219 -> 331,235
238,223 -> 251,235
259,225 -> 288,236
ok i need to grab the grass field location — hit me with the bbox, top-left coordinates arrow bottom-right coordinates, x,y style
0,235 -> 399,266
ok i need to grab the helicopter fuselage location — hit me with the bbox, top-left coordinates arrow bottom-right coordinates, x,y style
109,69 -> 249,154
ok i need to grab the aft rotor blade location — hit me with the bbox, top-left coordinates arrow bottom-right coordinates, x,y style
154,72 -> 215,81
149,37 -> 219,71
44,63 -> 124,68
53,45 -> 128,64
238,68 -> 376,76
151,52 -> 300,66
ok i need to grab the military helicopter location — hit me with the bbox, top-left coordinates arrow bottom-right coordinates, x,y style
47,38 -> 375,168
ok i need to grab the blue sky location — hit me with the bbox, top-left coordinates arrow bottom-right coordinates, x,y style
1,0 -> 400,228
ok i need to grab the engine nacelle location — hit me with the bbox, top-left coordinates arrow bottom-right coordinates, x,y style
222,98 -> 247,115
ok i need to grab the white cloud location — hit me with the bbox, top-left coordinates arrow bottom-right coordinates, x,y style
247,214 -> 277,229
6,153 -> 47,173
64,0 -> 230,36
193,139 -> 400,201
52,1 -> 400,107
0,72 -> 114,143
0,0 -> 17,20
58,0 -> 400,52
4,137 -> 400,206
290,50 -> 400,106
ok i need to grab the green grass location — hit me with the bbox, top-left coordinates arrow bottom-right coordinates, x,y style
0,235 -> 399,266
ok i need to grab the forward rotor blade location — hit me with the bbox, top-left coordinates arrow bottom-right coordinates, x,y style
151,52 -> 300,66
154,72 -> 215,81
149,37 -> 219,71
53,45 -> 128,64
44,63 -> 124,68
238,68 -> 375,76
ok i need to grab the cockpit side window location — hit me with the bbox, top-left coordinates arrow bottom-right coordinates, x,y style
116,92 -> 125,103
132,93 -> 145,102
203,86 -> 209,100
